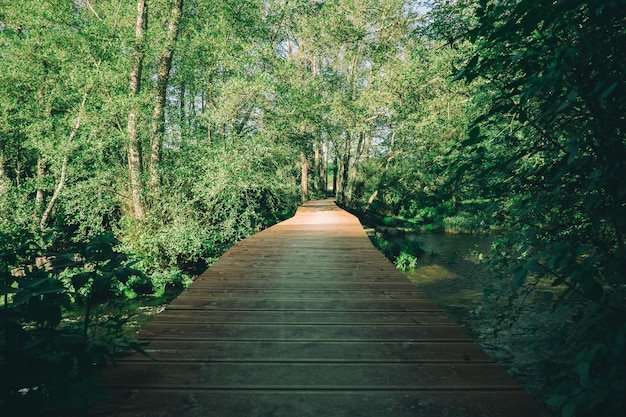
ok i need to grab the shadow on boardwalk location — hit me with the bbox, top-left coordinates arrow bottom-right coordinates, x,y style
91,200 -> 551,417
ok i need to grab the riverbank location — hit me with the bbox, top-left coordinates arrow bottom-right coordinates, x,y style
403,250 -> 552,408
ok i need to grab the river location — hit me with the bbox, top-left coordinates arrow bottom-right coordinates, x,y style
374,229 -> 494,262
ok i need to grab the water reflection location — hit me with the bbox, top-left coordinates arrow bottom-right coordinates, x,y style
394,233 -> 496,337
392,232 -> 493,261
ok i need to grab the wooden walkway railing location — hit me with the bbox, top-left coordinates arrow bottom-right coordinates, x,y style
92,200 -> 551,417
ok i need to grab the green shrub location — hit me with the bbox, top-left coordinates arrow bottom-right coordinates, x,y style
368,232 -> 424,271
1,233 -> 149,416
395,251 -> 419,271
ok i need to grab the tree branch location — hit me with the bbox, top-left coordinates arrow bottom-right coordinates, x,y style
40,90 -> 89,230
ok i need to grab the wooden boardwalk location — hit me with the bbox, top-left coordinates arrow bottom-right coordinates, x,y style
92,200 -> 550,417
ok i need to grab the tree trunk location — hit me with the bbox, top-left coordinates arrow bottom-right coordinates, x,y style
337,132 -> 351,203
364,189 -> 378,211
313,140 -> 322,195
35,157 -> 45,216
323,138 -> 329,195
347,131 -> 364,203
300,153 -> 309,202
127,0 -> 147,220
179,81 -> 186,135
332,158 -> 338,197
149,0 -> 183,189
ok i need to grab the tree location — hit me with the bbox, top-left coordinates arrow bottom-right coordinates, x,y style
149,0 -> 184,190
127,0 -> 148,220
451,0 -> 626,415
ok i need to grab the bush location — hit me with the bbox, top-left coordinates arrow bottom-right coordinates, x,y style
368,232 -> 424,271
0,233 -> 149,416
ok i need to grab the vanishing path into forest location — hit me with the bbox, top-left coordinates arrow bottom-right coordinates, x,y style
92,200 -> 550,417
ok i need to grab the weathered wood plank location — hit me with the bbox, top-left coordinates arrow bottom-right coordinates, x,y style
173,289 -> 430,299
166,298 -> 443,311
90,389 -> 549,417
149,310 -> 454,325
117,340 -> 494,363
137,323 -> 473,342
99,362 -> 522,390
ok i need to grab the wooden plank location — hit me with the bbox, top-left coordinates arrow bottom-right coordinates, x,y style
166,298 -> 444,311
118,340 -> 494,363
90,389 -> 550,417
172,290 -> 431,300
149,310 -> 455,325
99,362 -> 522,390
176,289 -> 429,299
137,323 -> 473,342
185,281 -> 420,290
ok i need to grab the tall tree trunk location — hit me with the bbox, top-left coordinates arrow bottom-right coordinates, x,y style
35,157 -> 45,217
35,88 -> 49,220
313,140 -> 321,195
323,139 -> 329,195
127,0 -> 147,220
337,132 -> 351,203
300,153 -> 309,202
364,190 -> 378,211
40,91 -> 89,230
332,159 -> 338,197
347,131 -> 364,203
179,82 -> 186,134
149,0 -> 183,189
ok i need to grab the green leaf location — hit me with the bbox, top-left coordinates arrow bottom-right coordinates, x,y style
31,279 -> 65,296
462,127 -> 482,146
600,81 -> 618,99
91,274 -> 113,301
71,272 -> 92,291
466,54 -> 479,70
454,163 -> 472,179
85,233 -> 118,262
576,361 -> 590,378
129,340 -> 153,359
453,68 -> 467,82
579,276 -> 603,302
50,254 -> 81,269
547,394 -> 568,407
114,267 -> 144,284
13,289 -> 33,305
512,266 -> 528,291
562,401 -> 576,417
523,258 -> 540,272
0,283 -> 18,296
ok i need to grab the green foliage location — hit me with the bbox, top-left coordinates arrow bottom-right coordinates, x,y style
120,137 -> 300,278
369,232 -> 424,271
395,251 -> 419,272
445,0 -> 626,415
544,309 -> 626,417
344,37 -> 485,230
1,232 -> 149,416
